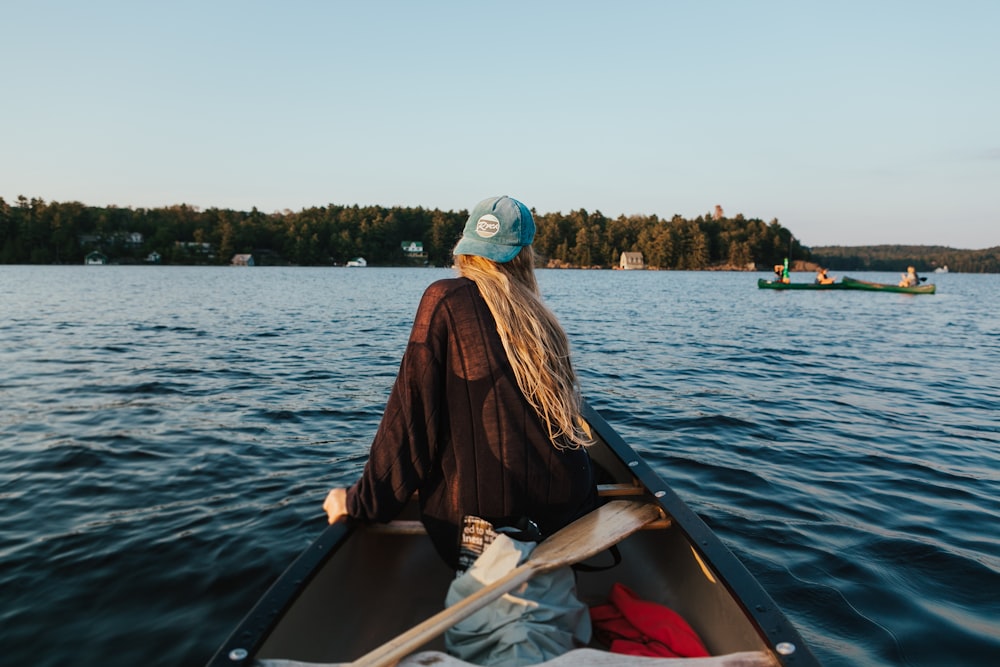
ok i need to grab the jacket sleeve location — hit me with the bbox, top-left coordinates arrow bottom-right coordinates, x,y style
345,287 -> 446,522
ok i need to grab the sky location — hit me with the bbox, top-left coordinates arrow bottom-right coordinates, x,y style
3,1 -> 998,249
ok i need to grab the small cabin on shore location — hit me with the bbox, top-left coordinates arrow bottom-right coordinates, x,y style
619,251 -> 645,270
85,251 -> 108,265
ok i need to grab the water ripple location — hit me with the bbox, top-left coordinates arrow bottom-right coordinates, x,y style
1,267 -> 998,667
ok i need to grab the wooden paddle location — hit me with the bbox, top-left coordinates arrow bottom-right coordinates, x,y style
349,499 -> 663,667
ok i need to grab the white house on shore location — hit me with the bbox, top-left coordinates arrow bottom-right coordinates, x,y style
619,251 -> 645,270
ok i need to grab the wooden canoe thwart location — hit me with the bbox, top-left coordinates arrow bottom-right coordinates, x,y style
207,402 -> 820,667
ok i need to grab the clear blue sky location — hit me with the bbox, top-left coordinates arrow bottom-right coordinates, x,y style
3,1 -> 998,249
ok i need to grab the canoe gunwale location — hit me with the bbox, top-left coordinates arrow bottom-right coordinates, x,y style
207,521 -> 356,666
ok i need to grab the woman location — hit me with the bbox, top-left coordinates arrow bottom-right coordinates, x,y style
815,267 -> 834,285
899,266 -> 919,287
323,195 -> 598,571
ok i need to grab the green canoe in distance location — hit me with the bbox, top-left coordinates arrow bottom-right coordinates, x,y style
757,277 -> 936,294
757,279 -> 847,290
840,276 -> 936,294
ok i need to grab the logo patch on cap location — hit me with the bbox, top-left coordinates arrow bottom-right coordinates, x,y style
475,214 -> 501,238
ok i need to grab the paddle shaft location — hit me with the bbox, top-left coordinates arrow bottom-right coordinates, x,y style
350,500 -> 662,667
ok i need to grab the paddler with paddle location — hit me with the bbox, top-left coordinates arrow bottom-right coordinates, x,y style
773,258 -> 791,284
323,196 -> 656,666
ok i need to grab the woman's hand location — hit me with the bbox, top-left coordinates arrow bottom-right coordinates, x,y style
323,487 -> 348,524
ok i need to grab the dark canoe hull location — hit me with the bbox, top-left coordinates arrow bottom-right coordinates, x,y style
758,279 -> 846,290
207,401 -> 820,667
841,276 -> 936,294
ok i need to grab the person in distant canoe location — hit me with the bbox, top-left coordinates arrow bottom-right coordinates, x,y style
899,266 -> 920,287
323,195 -> 598,569
815,267 -> 834,285
773,263 -> 790,284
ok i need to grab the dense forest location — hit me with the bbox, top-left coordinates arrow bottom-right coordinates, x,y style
1,195 -> 996,271
0,195 -> 809,269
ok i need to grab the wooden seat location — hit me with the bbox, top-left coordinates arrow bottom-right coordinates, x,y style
369,483 -> 673,535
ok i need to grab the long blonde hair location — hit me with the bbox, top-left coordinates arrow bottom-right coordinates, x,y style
454,248 -> 591,450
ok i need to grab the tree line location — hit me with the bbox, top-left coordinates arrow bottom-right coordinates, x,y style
0,195 -> 809,269
2,195 -> 995,271
810,245 -> 999,274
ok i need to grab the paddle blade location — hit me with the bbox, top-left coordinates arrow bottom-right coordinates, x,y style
529,500 -> 663,572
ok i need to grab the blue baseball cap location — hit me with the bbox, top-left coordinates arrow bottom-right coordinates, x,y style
453,196 -> 535,263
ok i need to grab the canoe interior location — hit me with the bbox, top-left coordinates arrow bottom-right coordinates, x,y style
211,403 -> 818,666
256,493 -> 765,661
255,518 -> 772,663
257,514 -> 454,661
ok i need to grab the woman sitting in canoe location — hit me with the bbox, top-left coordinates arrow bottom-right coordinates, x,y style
323,196 -> 598,663
899,266 -> 920,287
323,195 -> 597,568
815,267 -> 834,285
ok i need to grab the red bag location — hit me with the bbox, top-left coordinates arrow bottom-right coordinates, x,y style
589,583 -> 710,658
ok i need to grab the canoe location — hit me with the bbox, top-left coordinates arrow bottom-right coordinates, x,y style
758,277 -> 936,294
840,276 -> 936,294
207,402 -> 820,667
757,279 -> 846,290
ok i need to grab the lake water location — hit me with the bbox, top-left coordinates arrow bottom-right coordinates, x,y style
1,266 -> 997,666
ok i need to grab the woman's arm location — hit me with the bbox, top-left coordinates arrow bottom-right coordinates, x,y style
323,487 -> 348,524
